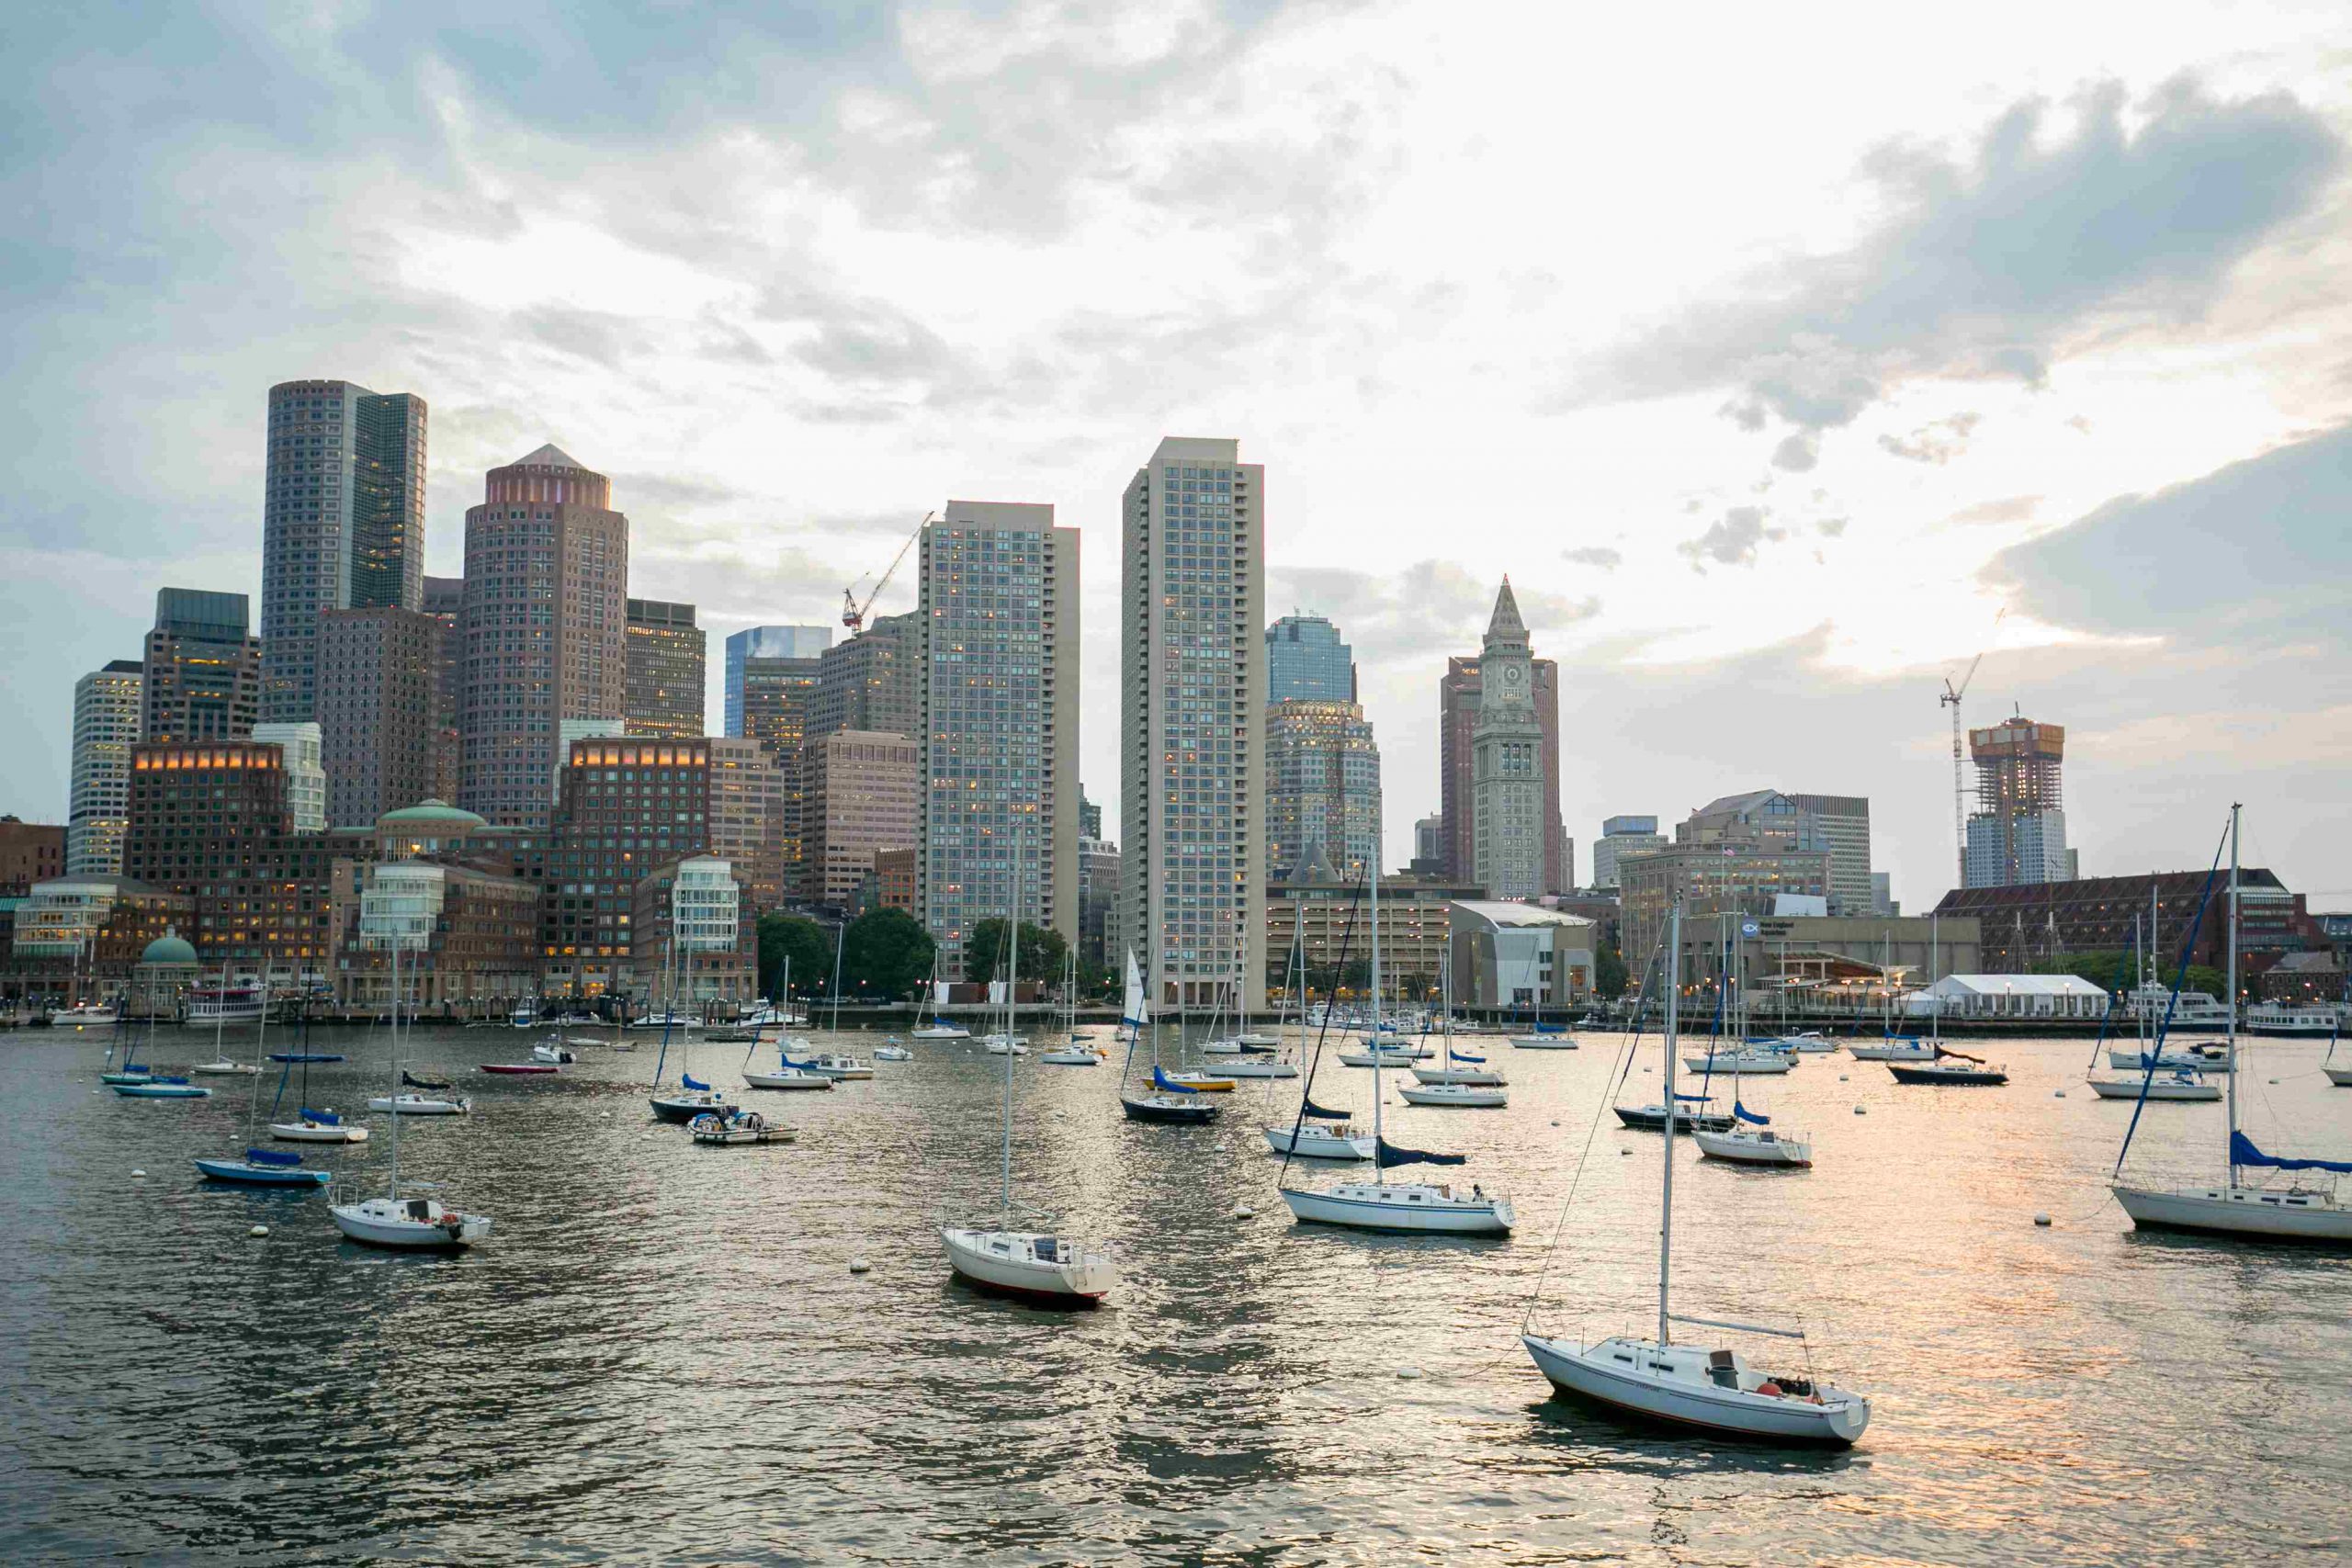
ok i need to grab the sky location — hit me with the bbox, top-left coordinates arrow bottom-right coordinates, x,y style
4,1 -> 2349,912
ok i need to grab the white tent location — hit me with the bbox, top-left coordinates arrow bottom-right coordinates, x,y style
1905,973 -> 2109,1020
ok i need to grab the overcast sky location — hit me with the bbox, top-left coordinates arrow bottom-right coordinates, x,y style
5,2 -> 2348,910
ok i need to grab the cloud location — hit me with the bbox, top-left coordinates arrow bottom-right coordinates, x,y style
1880,412 -> 1983,465
1947,495 -> 2040,525
1815,517 -> 1848,537
1271,558 -> 1596,667
1679,505 -> 1785,570
1564,546 -> 1622,570
1770,432 -> 1819,471
1579,79 -> 2344,434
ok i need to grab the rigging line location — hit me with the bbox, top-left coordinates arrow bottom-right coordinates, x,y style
2115,817 -> 2232,1178
1276,871 -> 1367,1188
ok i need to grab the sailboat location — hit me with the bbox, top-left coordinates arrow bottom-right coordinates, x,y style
1118,952 -> 1217,1124
2087,919 -> 2220,1100
1524,902 -> 1870,1442
649,933 -> 731,1120
912,948 -> 971,1040
2112,805 -> 2352,1243
1612,947 -> 1735,1134
943,869 -> 1117,1303
195,998 -> 332,1187
270,998 -> 368,1143
1398,953 -> 1507,1106
1040,950 -> 1102,1066
328,928 -> 491,1248
1278,866 -> 1513,1234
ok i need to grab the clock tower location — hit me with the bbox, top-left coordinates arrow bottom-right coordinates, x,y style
1470,579 -> 1544,899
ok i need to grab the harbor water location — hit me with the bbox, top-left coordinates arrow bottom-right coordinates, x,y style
4,1021 -> 2348,1563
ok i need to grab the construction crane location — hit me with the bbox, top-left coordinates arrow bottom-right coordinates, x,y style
842,512 -> 931,636
1939,607 -> 2006,886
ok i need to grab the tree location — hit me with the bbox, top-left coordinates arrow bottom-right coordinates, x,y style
757,914 -> 831,1000
842,907 -> 935,1000
966,918 -> 1069,986
1595,937 -> 1630,1000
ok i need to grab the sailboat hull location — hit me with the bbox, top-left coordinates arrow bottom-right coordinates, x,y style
271,1122 -> 368,1143
1522,1335 -> 1869,1445
1279,1182 -> 1512,1234
2113,1184 -> 2352,1244
194,1157 -> 332,1187
330,1199 -> 491,1249
2086,1077 -> 2220,1100
1214,1060 -> 1298,1078
1262,1125 -> 1374,1159
2325,1066 -> 2352,1088
1510,1036 -> 1578,1050
1121,1095 -> 1218,1124
941,1227 -> 1113,1303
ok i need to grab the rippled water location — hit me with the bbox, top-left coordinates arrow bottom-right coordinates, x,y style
5,1019 -> 2349,1564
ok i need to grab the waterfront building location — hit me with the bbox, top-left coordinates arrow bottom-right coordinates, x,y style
807,612 -> 917,746
625,598 -> 706,739
1469,581 -> 1545,902
1079,836 -> 1122,971
1266,846 -> 1476,998
1932,866 -> 2322,974
458,445 -> 629,830
1962,716 -> 2072,888
1439,584 -> 1567,893
317,606 -> 442,826
420,575 -> 463,801
260,378 -> 427,724
528,737 -> 718,998
340,855 -> 541,1014
1590,814 -> 1665,890
1265,698 -> 1381,880
142,588 -> 260,744
724,625 -> 831,738
67,660 -> 142,876
123,740 -> 289,890
920,501 -> 1080,974
1265,614 -> 1355,702
1617,840 -> 1834,973
552,718 -> 628,806
1449,901 -> 1597,1008
1542,888 -> 1622,953
1123,437 -> 1266,1012
0,818 -> 66,894
632,855 -> 755,1005
804,729 -> 920,908
1671,912 -> 1983,995
708,737 -> 786,913
251,722 -> 325,833
4,876 -> 195,1006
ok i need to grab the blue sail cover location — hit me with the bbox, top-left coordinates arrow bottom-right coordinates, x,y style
781,1056 -> 820,1070
152,1075 -> 189,1085
682,1074 -> 712,1092
1377,1138 -> 1467,1168
1151,1066 -> 1200,1095
1450,1050 -> 1487,1064
1670,1091 -> 1712,1103
245,1147 -> 303,1167
2231,1131 -> 2352,1175
1734,1100 -> 1770,1125
300,1108 -> 339,1124
1299,1096 -> 1350,1121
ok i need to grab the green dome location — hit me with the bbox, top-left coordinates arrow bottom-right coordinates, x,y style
378,798 -> 487,829
141,934 -> 198,967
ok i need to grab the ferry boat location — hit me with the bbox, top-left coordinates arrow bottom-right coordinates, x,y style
2124,985 -> 2233,1032
182,985 -> 266,1029
2245,1002 -> 2344,1037
49,1001 -> 120,1027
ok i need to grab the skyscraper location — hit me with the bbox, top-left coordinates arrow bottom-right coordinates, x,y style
805,729 -> 920,908
707,737 -> 786,913
724,626 -> 831,737
919,501 -> 1080,973
1265,698 -> 1382,880
67,660 -> 142,875
1590,814 -> 1667,889
318,605 -> 442,824
1469,580 -> 1544,900
251,722 -> 325,833
806,611 -> 918,746
1784,793 -> 1874,913
1963,716 -> 2071,888
1265,614 -> 1356,702
624,598 -> 706,739
738,644 -> 825,889
458,445 -> 628,829
142,588 -> 260,743
1122,437 -> 1265,1012
260,378 -> 426,724
1439,583 -> 1567,893
420,575 -> 463,802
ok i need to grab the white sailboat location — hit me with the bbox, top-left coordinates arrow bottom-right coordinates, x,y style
649,935 -> 731,1119
912,947 -> 971,1039
1040,951 -> 1103,1066
328,927 -> 489,1248
2113,805 -> 2352,1244
1845,925 -> 1934,1061
943,865 -> 1116,1303
1524,902 -> 1868,1442
1279,866 -> 1513,1234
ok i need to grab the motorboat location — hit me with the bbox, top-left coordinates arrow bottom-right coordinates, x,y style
941,1227 -> 1114,1304
271,1109 -> 368,1143
531,1041 -> 577,1065
115,1077 -> 211,1100
1691,1126 -> 1814,1167
50,1002 -> 119,1027
1397,1082 -> 1508,1109
874,1043 -> 913,1062
368,1093 -> 471,1115
800,1054 -> 873,1080
690,1108 -> 795,1146
2088,1071 -> 2221,1101
1262,1122 -> 1374,1159
510,1003 -> 537,1028
195,1147 -> 333,1187
1280,1179 -> 1513,1234
329,1191 -> 491,1249
1523,1334 -> 1868,1444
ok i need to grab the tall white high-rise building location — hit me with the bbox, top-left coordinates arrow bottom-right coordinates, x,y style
917,501 -> 1080,975
252,722 -> 326,832
1122,436 -> 1266,1013
1470,581 -> 1544,901
67,660 -> 143,875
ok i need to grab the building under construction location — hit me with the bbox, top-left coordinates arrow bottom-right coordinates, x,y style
1962,715 -> 2074,888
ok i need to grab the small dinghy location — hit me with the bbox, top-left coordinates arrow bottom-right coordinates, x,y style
481,1062 -> 559,1076
272,1108 -> 368,1143
690,1108 -> 796,1146
115,1076 -> 211,1100
195,1146 -> 333,1187
874,1043 -> 913,1062
368,1093 -> 471,1115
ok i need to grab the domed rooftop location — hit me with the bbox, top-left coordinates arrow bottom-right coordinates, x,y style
377,799 -> 487,829
141,933 -> 198,967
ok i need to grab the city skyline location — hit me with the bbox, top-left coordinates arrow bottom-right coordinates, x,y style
4,9 -> 2351,912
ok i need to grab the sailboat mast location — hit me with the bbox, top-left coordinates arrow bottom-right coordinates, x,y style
1930,913 -> 1939,1045
1659,903 -> 1682,1348
1001,868 -> 1019,1227
2225,803 -> 2240,1185
1370,864 -> 1384,1182
386,929 -> 401,1199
